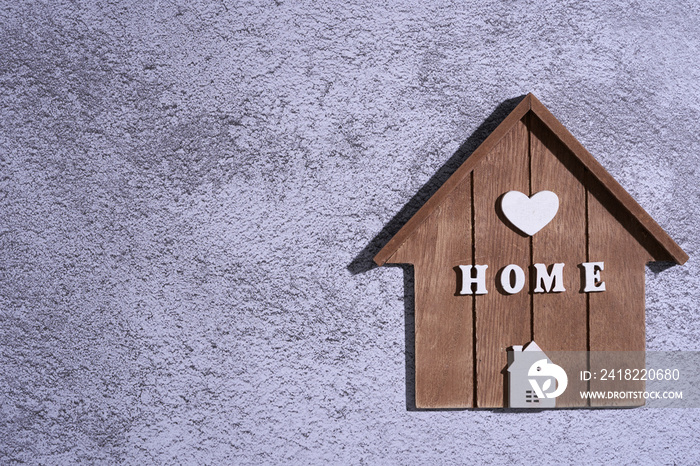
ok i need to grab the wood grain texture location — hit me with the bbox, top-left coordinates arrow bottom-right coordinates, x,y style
587,178 -> 651,406
529,113 -> 588,407
473,117 -> 530,408
388,178 -> 473,408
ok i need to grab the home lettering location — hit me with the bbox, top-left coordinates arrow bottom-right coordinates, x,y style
458,262 -> 605,295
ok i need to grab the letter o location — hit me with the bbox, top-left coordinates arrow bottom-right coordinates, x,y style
500,264 -> 525,294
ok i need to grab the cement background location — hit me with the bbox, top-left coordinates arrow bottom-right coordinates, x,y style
1,0 -> 699,463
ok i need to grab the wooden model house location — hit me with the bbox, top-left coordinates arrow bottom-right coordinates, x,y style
373,94 -> 687,409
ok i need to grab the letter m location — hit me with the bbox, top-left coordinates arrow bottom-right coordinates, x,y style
533,263 -> 565,293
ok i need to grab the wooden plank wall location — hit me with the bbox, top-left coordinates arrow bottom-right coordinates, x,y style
386,109 -> 650,408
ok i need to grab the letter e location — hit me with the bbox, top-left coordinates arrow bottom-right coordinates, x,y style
582,261 -> 606,292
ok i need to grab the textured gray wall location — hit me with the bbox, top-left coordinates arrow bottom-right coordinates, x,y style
1,0 -> 699,464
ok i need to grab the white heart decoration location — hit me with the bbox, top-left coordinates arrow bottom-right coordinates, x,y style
500,190 -> 559,236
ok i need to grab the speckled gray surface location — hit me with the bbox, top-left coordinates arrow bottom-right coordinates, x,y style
1,0 -> 699,464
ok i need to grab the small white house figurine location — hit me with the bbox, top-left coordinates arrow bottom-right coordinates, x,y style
507,341 -> 566,408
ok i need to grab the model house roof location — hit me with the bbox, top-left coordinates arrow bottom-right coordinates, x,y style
373,93 -> 688,266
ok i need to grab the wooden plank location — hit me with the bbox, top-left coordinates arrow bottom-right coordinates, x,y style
587,179 -> 651,407
373,95 -> 533,266
388,177 -> 473,408
529,94 -> 687,265
473,116 -> 530,408
529,113 -> 589,407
